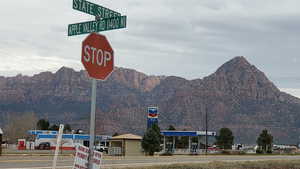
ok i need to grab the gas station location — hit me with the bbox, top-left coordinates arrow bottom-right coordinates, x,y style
161,130 -> 217,154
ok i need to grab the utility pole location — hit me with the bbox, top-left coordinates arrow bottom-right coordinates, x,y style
0,132 -> 2,156
0,128 -> 3,156
205,107 -> 208,155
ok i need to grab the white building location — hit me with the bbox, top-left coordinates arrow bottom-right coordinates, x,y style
28,130 -> 111,150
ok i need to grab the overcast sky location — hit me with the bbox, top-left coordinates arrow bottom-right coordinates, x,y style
0,0 -> 299,97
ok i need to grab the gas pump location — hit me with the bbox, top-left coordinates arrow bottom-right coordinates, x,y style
191,142 -> 198,154
166,142 -> 173,154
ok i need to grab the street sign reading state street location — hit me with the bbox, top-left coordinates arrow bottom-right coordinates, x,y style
68,16 -> 126,36
73,0 -> 120,18
82,33 -> 114,80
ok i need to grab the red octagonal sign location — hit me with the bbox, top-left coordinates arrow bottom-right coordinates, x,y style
82,33 -> 114,80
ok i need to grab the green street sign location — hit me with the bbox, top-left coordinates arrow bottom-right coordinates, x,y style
73,0 -> 121,18
68,16 -> 127,36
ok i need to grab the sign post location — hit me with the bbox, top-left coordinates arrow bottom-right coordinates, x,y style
52,124 -> 64,169
89,79 -> 97,169
81,33 -> 114,169
69,1 -> 125,168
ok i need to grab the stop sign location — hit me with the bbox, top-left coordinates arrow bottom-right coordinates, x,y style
82,33 -> 114,80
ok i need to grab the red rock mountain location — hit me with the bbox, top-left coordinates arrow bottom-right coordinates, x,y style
1,56 -> 300,144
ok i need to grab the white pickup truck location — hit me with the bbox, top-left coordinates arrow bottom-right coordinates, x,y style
95,144 -> 108,153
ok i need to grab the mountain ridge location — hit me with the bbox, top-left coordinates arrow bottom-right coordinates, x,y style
0,56 -> 300,144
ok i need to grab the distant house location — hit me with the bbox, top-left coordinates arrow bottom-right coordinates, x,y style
109,134 -> 143,156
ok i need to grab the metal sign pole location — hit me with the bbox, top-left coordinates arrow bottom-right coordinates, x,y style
88,79 -> 97,169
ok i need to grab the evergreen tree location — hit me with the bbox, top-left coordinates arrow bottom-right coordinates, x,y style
37,119 -> 49,130
216,128 -> 234,149
49,124 -> 59,131
257,129 -> 273,153
167,125 -> 176,130
142,124 -> 161,155
64,124 -> 72,133
152,123 -> 162,141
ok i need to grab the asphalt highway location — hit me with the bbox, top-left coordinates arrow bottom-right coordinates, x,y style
1,155 -> 300,169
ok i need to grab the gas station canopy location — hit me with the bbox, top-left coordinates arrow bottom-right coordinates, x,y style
161,130 -> 216,137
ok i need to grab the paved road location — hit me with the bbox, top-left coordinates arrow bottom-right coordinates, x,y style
1,155 -> 300,169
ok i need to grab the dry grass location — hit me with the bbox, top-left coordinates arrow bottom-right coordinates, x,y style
116,160 -> 300,169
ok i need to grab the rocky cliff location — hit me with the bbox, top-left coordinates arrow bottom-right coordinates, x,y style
1,56 -> 300,144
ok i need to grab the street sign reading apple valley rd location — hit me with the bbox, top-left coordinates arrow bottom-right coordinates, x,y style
68,16 -> 127,36
82,33 -> 114,80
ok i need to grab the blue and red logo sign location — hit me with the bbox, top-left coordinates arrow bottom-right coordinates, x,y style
147,107 -> 159,128
148,107 -> 158,118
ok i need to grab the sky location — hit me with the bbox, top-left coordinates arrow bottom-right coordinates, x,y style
0,0 -> 299,97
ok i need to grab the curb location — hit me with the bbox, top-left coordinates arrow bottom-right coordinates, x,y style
1,154 -> 74,157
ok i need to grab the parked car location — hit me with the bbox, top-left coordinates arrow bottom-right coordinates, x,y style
95,145 -> 108,153
37,142 -> 51,150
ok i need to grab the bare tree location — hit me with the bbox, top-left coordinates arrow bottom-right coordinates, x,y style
4,112 -> 38,144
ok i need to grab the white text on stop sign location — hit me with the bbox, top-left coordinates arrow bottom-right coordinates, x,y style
83,45 -> 112,66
